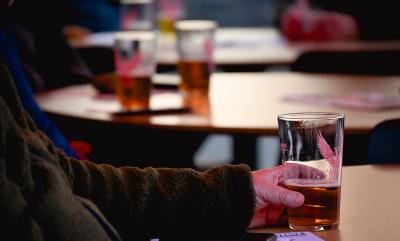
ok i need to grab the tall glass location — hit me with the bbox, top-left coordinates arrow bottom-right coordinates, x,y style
175,20 -> 217,95
157,0 -> 186,34
278,112 -> 344,231
120,0 -> 155,31
114,31 -> 157,110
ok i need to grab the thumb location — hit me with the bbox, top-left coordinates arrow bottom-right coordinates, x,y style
262,185 -> 305,208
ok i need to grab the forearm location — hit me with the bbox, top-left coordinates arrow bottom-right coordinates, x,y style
65,158 -> 255,239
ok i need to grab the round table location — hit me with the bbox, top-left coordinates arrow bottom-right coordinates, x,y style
36,72 -> 400,168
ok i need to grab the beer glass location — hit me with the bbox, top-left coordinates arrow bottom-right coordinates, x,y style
157,0 -> 185,34
278,112 -> 344,231
120,0 -> 155,31
175,20 -> 217,94
114,31 -> 157,110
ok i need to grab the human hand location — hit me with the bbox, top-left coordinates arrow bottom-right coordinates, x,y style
249,163 -> 324,228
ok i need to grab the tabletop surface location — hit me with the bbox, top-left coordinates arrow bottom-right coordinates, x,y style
69,27 -> 400,67
36,72 -> 400,134
36,72 -> 400,135
249,164 -> 400,241
70,28 -> 297,66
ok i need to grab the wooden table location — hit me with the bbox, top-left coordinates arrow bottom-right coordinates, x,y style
69,27 -> 400,70
36,72 -> 400,134
36,72 -> 400,167
249,164 -> 400,241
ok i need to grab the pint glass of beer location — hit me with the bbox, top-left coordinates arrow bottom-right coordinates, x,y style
175,20 -> 217,94
278,112 -> 344,231
120,0 -> 155,31
157,0 -> 186,34
114,31 -> 157,110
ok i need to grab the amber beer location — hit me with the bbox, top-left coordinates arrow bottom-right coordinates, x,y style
285,179 -> 341,230
115,75 -> 151,109
158,18 -> 175,34
178,60 -> 210,92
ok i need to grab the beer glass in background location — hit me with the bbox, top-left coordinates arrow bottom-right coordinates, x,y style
175,20 -> 217,95
120,0 -> 155,31
114,31 -> 157,110
278,112 -> 344,231
157,0 -> 186,34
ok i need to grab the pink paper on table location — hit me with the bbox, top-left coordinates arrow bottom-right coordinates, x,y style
283,92 -> 400,110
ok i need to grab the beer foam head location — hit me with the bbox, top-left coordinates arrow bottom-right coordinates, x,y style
285,178 -> 339,187
286,160 -> 331,176
175,20 -> 217,31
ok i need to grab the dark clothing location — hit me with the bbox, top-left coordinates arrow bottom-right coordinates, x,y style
66,0 -> 120,32
0,60 -> 255,240
8,1 -> 92,92
0,3 -> 92,157
0,24 -> 78,158
368,119 -> 400,164
290,50 -> 400,75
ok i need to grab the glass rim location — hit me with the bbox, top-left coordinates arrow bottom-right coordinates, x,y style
277,112 -> 344,121
175,20 -> 217,31
114,31 -> 156,41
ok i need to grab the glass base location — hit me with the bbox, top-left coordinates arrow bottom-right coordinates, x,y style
289,223 -> 339,231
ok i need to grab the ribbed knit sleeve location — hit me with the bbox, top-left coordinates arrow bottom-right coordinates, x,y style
62,157 -> 255,240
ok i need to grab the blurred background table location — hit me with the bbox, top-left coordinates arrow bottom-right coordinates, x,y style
250,164 -> 400,241
68,27 -> 400,73
36,72 -> 400,168
69,27 -> 297,72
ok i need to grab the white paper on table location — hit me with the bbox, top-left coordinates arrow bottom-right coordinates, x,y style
283,91 -> 400,110
150,232 -> 324,241
275,231 -> 324,241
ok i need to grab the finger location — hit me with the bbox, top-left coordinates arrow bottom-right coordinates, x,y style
262,185 -> 304,208
280,163 -> 326,181
277,186 -> 304,207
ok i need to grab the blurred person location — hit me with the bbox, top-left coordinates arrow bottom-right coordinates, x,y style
7,0 -> 93,92
0,0 -> 94,158
277,0 -> 358,41
0,54 -> 323,240
277,0 -> 400,42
